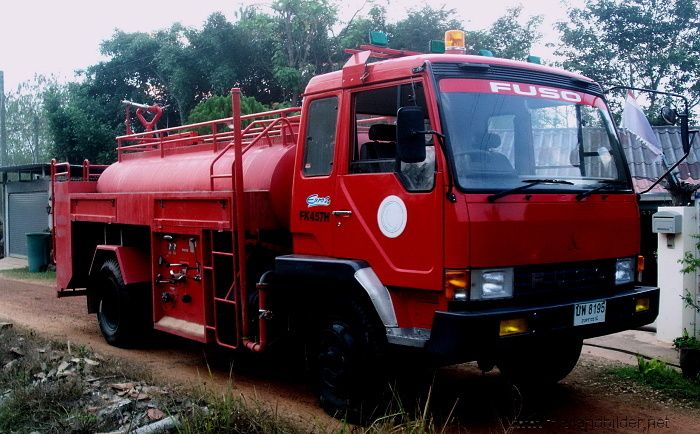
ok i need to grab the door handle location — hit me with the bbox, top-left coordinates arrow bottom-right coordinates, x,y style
331,210 -> 353,217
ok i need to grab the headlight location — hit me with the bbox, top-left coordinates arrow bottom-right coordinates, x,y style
615,257 -> 635,285
470,268 -> 514,300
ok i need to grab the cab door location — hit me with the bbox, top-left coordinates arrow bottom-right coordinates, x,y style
331,82 -> 443,290
290,94 -> 340,256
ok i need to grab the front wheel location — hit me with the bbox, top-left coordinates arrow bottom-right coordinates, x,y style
497,338 -> 583,386
317,299 -> 387,424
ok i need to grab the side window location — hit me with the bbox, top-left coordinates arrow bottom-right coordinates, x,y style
349,83 -> 435,191
302,96 -> 338,177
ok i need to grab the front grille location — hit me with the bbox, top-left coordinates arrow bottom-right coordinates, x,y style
431,62 -> 604,96
514,259 -> 617,298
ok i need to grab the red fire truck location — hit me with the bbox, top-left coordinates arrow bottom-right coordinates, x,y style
51,31 -> 660,420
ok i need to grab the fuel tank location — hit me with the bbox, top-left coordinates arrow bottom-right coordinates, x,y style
96,143 -> 296,230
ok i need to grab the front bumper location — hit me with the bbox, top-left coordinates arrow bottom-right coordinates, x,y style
425,285 -> 659,362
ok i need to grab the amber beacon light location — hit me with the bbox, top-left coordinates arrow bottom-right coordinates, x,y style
445,30 -> 466,53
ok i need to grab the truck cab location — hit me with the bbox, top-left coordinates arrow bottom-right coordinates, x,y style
285,39 -> 658,418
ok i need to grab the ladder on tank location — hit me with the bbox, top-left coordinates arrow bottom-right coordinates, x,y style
205,89 -> 249,350
206,89 -> 298,350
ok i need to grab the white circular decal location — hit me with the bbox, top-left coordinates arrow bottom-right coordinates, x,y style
377,195 -> 407,238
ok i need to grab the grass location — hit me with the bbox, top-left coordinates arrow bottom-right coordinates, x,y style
0,328 -> 104,433
0,266 -> 56,281
608,357 -> 700,404
1,325 -> 449,434
177,388 -> 311,434
176,384 -> 449,434
0,326 -> 447,434
0,326 -> 165,433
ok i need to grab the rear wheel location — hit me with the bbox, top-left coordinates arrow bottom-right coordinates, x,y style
317,299 -> 388,424
96,259 -> 149,347
497,338 -> 583,386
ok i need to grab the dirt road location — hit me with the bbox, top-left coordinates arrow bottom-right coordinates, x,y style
1,276 -> 698,433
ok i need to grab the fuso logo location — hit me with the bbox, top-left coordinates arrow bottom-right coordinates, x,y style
489,82 -> 582,102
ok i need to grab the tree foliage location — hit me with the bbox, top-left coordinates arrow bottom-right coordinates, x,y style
468,6 -> 543,60
385,6 -> 463,52
44,82 -> 119,164
335,5 -> 388,59
187,95 -> 270,124
271,0 -> 337,104
3,75 -> 55,165
39,1 -> 544,163
556,0 -> 700,115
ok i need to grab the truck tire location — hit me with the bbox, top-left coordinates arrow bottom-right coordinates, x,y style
497,338 -> 583,387
317,299 -> 387,424
96,259 -> 143,347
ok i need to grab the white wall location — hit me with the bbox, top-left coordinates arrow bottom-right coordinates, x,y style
656,206 -> 699,342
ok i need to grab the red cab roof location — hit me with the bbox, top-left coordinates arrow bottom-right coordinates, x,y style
304,53 -> 595,96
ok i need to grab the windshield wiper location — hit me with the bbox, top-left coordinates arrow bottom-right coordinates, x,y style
487,179 -> 575,203
576,180 -> 629,201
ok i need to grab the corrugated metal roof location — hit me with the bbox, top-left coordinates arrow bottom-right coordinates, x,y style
621,126 -> 700,182
620,127 -> 700,194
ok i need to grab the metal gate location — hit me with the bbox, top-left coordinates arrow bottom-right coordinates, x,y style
7,191 -> 49,257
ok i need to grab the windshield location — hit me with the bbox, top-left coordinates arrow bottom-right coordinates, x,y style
438,78 -> 630,192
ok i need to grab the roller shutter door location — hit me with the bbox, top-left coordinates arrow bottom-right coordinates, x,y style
8,191 -> 49,257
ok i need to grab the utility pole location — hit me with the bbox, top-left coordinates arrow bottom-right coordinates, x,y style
0,70 -> 6,167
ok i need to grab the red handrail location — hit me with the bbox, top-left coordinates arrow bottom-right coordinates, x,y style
117,107 -> 300,161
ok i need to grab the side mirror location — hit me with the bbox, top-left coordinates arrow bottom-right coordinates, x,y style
661,106 -> 677,125
396,106 -> 427,163
660,106 -> 691,154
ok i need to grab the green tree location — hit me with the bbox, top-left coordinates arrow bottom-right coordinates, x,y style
556,0 -> 700,115
386,6 -> 463,52
467,6 -> 543,60
96,25 -> 204,125
187,94 -> 269,124
4,75 -> 56,165
187,10 -> 283,104
334,4 -> 388,59
271,0 -> 338,104
44,82 -> 119,164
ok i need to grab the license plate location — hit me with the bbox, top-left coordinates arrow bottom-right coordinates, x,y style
574,300 -> 606,326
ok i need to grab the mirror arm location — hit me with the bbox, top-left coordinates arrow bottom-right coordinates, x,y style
638,151 -> 691,195
605,85 -> 687,102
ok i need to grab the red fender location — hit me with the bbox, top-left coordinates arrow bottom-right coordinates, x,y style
89,245 -> 151,285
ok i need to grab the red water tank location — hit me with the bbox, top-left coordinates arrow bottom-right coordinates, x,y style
96,143 -> 296,230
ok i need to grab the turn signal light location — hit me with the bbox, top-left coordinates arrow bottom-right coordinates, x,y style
444,269 -> 469,300
637,255 -> 645,282
635,297 -> 650,313
499,318 -> 528,336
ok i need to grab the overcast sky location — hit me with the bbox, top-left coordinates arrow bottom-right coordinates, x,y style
0,0 -> 580,92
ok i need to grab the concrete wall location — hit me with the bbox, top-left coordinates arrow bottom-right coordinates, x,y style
656,206 -> 700,342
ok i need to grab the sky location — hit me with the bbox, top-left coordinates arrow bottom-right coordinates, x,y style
0,0 -> 579,92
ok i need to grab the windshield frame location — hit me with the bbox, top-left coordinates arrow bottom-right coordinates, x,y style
431,71 -> 633,195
